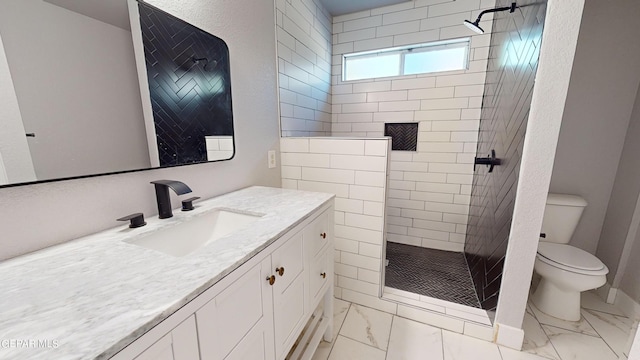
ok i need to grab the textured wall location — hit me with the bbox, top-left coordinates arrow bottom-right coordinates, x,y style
0,0 -> 281,260
548,0 -> 640,255
330,0 -> 495,251
276,0 -> 333,136
465,0 -> 547,311
599,82 -> 640,288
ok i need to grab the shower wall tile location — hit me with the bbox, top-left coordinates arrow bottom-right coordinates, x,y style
331,0 -> 496,250
464,0 -> 548,311
281,137 -> 391,312
277,0 -> 333,136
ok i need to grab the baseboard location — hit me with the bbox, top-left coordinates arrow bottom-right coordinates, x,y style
615,289 -> 640,320
495,323 -> 524,350
596,282 -> 617,304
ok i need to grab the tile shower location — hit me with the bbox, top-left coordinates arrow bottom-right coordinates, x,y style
277,0 -> 548,333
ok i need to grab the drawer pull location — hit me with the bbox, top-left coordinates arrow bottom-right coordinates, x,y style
276,267 -> 285,276
320,272 -> 327,279
320,232 -> 327,239
266,275 -> 276,286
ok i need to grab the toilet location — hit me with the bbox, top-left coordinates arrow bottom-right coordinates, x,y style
530,193 -> 608,322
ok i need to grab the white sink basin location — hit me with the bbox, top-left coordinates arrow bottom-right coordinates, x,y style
126,209 -> 262,257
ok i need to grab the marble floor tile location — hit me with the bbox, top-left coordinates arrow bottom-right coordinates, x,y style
312,299 -> 352,360
327,336 -> 386,360
332,298 -> 351,342
542,325 -> 618,360
581,308 -> 632,356
521,312 -> 561,360
442,330 -> 502,360
581,291 -> 626,316
339,304 -> 393,351
387,317 -> 444,360
529,302 -> 598,336
500,346 -> 551,360
311,341 -> 332,360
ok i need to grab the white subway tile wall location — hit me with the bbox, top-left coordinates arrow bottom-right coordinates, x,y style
280,137 -> 494,336
331,0 -> 495,251
276,0 -> 333,136
281,137 -> 391,312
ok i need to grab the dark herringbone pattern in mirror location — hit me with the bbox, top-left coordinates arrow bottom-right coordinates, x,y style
138,2 -> 233,166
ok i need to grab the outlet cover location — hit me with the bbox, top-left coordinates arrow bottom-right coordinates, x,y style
268,150 -> 276,168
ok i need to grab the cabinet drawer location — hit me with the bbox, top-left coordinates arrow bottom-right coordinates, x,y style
310,249 -> 331,306
197,264 -> 265,360
271,232 -> 304,293
303,211 -> 329,258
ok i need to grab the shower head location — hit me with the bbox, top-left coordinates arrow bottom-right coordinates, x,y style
463,20 -> 484,34
463,2 -> 518,34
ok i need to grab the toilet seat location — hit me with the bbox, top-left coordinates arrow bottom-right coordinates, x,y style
537,243 -> 608,275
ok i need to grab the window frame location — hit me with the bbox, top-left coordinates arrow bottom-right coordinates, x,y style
341,37 -> 471,82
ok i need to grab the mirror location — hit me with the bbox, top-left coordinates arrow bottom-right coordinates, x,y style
0,0 -> 234,188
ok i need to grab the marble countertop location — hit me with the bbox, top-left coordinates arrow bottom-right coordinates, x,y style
0,186 -> 334,360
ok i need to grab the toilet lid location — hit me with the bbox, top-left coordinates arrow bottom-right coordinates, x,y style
537,243 -> 605,271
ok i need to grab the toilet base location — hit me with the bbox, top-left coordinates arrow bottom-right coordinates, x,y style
531,278 -> 581,321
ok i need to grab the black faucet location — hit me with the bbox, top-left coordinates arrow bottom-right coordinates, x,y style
150,180 -> 192,219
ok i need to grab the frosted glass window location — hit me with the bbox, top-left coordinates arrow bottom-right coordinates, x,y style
344,54 -> 400,81
342,38 -> 470,82
404,46 -> 468,75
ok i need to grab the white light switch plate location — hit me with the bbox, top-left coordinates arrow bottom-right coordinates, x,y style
268,150 -> 276,168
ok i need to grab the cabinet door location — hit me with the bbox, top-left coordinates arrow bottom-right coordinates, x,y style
134,316 -> 199,360
271,232 -> 306,358
197,259 -> 275,360
309,248 -> 332,308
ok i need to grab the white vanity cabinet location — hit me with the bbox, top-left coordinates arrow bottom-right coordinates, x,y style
112,203 -> 334,360
271,231 -> 307,358
196,259 -> 275,360
133,316 -> 199,360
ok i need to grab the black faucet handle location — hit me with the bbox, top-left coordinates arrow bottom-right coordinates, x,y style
182,197 -> 201,211
117,213 -> 147,228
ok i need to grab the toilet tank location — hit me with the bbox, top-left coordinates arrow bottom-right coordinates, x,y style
541,193 -> 587,244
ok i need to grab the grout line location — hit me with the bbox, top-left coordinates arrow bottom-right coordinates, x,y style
325,301 -> 352,356
581,308 -> 627,357
384,315 -> 395,360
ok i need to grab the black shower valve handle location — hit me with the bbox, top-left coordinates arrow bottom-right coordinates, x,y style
474,149 -> 502,173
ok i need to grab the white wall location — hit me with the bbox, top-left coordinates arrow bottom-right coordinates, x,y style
598,83 -> 640,286
0,33 -> 36,184
0,0 -> 151,181
548,0 -> 640,254
0,0 -> 281,261
330,0 -> 494,251
276,0 -> 333,136
620,224 -> 640,302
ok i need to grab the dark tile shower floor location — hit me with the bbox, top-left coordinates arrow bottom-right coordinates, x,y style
385,242 -> 481,308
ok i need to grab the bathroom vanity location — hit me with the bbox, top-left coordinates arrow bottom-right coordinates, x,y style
0,187 -> 334,360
